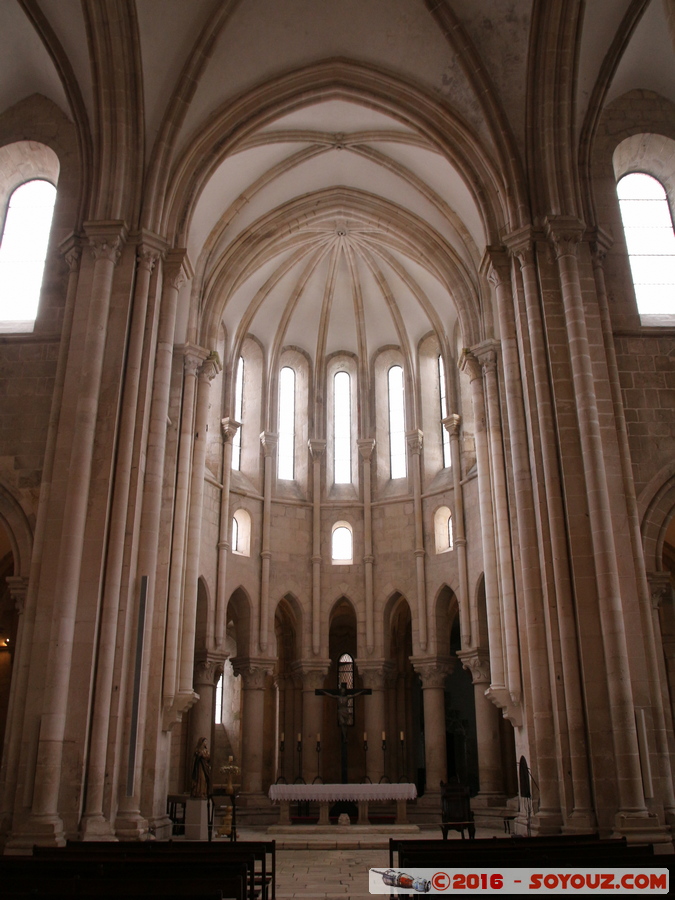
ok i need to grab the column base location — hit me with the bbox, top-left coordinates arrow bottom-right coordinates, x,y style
612,811 -> 673,844
147,814 -> 173,841
114,811 -> 149,841
512,809 -> 564,836
561,809 -> 597,834
80,814 -> 118,841
5,814 -> 66,851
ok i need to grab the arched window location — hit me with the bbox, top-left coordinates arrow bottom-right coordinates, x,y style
231,356 -> 244,471
617,172 -> 675,315
214,673 -> 223,724
332,522 -> 353,564
334,370 -> 352,484
388,365 -> 406,479
434,506 -> 453,553
278,366 -> 295,479
231,508 -> 251,556
438,355 -> 451,468
337,652 -> 355,726
0,179 -> 57,326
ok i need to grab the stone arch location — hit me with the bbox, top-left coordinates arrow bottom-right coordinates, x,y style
0,483 -> 32,579
639,464 -> 675,573
432,584 -> 460,656
226,586 -> 253,659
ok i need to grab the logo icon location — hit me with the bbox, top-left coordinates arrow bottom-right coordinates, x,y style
431,871 -> 451,891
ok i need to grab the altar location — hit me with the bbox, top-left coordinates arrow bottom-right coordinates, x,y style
268,782 -> 417,828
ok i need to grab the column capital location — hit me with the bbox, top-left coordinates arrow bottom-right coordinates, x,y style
411,657 -> 454,688
221,417 -> 241,442
357,660 -> 395,690
456,648 -> 490,684
198,350 -> 222,382
182,343 -> 208,377
480,245 -> 511,288
6,575 -> 29,615
84,220 -> 128,264
647,572 -> 673,610
231,657 -> 274,689
587,227 -> 613,264
163,248 -> 193,290
406,429 -> 423,455
59,233 -> 82,272
442,413 -> 461,439
459,349 -> 482,383
357,438 -> 376,461
292,660 -> 331,690
136,245 -> 161,274
193,655 -> 226,688
260,431 -> 278,457
308,439 -> 326,459
545,216 -> 586,258
472,340 -> 499,373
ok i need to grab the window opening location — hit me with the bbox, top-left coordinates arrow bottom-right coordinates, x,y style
438,355 -> 451,468
337,653 -> 355,726
0,179 -> 57,323
617,172 -> 675,315
332,524 -> 353,563
232,356 -> 244,470
215,674 -> 223,724
388,365 -> 406,479
231,515 -> 239,553
334,370 -> 352,483
447,512 -> 454,550
278,366 -> 295,479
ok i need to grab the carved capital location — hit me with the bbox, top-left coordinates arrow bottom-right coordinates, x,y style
357,660 -> 394,691
545,216 -> 586,259
6,575 -> 29,615
193,656 -> 225,687
198,350 -> 222,382
292,661 -> 331,691
647,572 -> 673,610
231,658 -> 274,689
308,439 -> 326,460
221,417 -> 240,443
442,414 -> 461,440
59,234 -> 81,273
456,648 -> 490,684
260,431 -> 278,457
503,226 -> 540,269
84,221 -> 127,264
137,245 -> 161,273
163,248 -> 193,291
412,658 -> 454,688
406,430 -> 423,455
472,341 -> 499,374
459,349 -> 482,383
357,438 -> 376,461
481,246 -> 511,289
587,227 -> 613,265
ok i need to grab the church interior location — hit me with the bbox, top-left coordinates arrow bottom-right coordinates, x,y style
0,0 -> 674,858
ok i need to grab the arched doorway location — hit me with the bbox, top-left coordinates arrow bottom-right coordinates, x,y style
325,597 -> 361,784
387,594 -> 422,788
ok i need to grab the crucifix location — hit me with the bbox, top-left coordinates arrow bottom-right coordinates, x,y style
315,682 -> 371,783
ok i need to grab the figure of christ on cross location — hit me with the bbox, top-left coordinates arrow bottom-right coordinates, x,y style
315,682 -> 372,783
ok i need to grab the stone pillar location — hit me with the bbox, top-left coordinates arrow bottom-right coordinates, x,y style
459,352 -> 504,688
407,430 -> 428,652
358,439 -> 376,654
215,418 -> 240,649
163,347 -> 205,720
259,433 -> 278,654
233,661 -> 273,795
358,662 -> 390,783
179,351 -> 222,695
25,221 -> 126,847
414,660 -> 453,799
457,649 -> 505,805
295,665 -> 329,783
443,416 -> 470,646
82,239 -> 163,841
308,440 -> 326,656
648,574 -> 675,745
187,657 -> 224,788
545,219 -> 648,829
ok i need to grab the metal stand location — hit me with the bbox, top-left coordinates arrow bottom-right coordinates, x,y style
379,738 -> 390,783
313,740 -> 323,784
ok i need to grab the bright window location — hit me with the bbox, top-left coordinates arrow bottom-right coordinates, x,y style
278,366 -> 295,479
0,179 -> 56,324
434,506 -> 453,553
232,508 -> 251,556
438,355 -> 451,468
617,172 -> 675,315
337,653 -> 355,725
214,674 -> 223,724
332,522 -> 353,563
388,365 -> 406,479
334,371 -> 351,484
232,356 -> 244,470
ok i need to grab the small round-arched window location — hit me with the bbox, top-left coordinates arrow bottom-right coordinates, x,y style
434,506 -> 453,553
332,522 -> 353,564
232,508 -> 251,556
337,652 -> 355,726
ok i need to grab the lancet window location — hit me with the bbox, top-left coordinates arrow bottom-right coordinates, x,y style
388,365 -> 406,479
278,366 -> 296,479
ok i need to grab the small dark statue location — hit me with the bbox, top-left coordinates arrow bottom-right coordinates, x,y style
190,737 -> 212,799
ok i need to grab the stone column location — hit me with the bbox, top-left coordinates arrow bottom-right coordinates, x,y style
457,649 -> 505,805
179,351 -> 222,695
308,440 -> 326,656
26,222 -> 126,846
81,239 -> 163,841
163,347 -> 204,720
358,439 -> 376,654
187,657 -> 224,788
0,576 -> 28,818
233,660 -> 273,795
259,433 -> 278,654
546,219 -> 648,829
215,418 -> 240,649
443,416 -> 470,646
358,662 -> 390,783
648,574 -> 675,749
459,351 -> 504,688
407,430 -> 428,652
414,659 -> 453,798
295,665 -> 329,783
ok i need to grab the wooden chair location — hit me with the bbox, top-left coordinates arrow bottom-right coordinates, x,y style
439,780 -> 475,840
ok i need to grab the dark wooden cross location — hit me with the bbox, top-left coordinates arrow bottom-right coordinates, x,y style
315,683 -> 371,783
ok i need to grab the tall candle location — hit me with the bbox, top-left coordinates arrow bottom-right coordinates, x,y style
400,731 -> 404,741
281,732 -> 285,742
316,733 -> 321,742
382,731 -> 386,740
363,732 -> 367,742
297,733 -> 301,742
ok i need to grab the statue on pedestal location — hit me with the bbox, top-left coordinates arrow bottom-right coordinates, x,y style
190,737 -> 212,799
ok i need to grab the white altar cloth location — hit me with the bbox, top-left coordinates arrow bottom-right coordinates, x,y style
268,783 -> 417,803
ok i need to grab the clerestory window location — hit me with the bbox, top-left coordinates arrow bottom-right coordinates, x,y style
617,172 -> 675,315
332,522 -> 353,564
0,179 -> 57,328
388,365 -> 406,479
278,366 -> 296,479
232,356 -> 244,470
334,370 -> 352,484
438,355 -> 451,468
